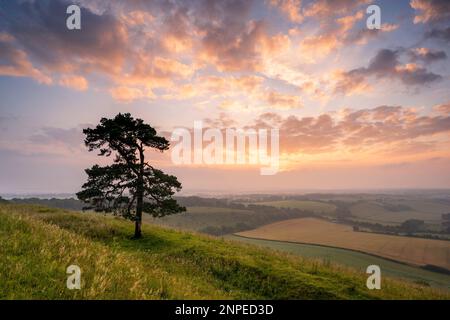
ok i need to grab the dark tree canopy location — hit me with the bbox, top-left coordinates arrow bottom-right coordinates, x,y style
77,113 -> 185,238
400,219 -> 425,233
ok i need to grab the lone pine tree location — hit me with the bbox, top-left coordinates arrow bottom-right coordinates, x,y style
77,113 -> 185,238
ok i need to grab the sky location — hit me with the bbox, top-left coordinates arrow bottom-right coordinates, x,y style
0,0 -> 450,194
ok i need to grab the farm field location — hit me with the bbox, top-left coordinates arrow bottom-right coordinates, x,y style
237,218 -> 450,270
228,235 -> 450,290
144,206 -> 255,230
254,200 -> 336,213
143,205 -> 313,235
349,201 -> 446,225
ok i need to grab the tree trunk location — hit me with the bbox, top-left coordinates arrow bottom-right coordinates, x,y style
134,213 -> 142,238
134,179 -> 143,238
134,146 -> 145,239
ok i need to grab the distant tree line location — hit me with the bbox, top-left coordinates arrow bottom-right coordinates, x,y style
7,198 -> 84,210
349,218 -> 450,240
175,196 -> 233,208
443,213 -> 450,233
378,203 -> 412,212
200,223 -> 253,236
3,196 -> 240,212
327,201 -> 352,221
350,219 -> 426,234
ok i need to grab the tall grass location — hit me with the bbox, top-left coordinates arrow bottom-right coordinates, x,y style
0,204 -> 448,300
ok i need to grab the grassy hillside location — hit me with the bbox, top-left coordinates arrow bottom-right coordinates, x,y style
0,204 -> 448,299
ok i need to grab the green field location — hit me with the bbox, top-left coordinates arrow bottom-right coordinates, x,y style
254,200 -> 336,213
144,206 -> 255,230
144,205 -> 311,235
1,203 -> 448,299
349,201 -> 445,225
228,235 -> 450,290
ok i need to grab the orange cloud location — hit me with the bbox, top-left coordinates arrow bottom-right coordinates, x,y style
109,54 -> 197,101
434,103 -> 450,115
299,10 -> 364,60
333,48 -> 442,95
410,0 -> 450,24
303,0 -> 370,20
270,0 -> 303,23
381,23 -> 399,32
199,20 -> 287,72
0,0 -> 445,108
59,75 -> 88,91
163,75 -> 265,100
110,86 -> 154,103
120,10 -> 154,27
0,34 -> 52,84
249,104 -> 450,159
262,91 -> 303,109
332,70 -> 372,96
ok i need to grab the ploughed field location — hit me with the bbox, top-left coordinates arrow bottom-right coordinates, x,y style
237,218 -> 450,270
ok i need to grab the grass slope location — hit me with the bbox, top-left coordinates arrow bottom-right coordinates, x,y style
0,204 -> 448,300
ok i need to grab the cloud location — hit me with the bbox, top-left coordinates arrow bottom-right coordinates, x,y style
262,91 -> 303,109
0,0 -> 292,101
303,0 -> 370,20
332,70 -> 372,95
299,10 -> 364,60
410,0 -> 450,24
271,0 -> 371,26
59,75 -> 88,91
0,0 -> 447,106
249,104 -> 450,155
29,125 -> 87,151
198,19 -> 287,72
408,47 -> 447,63
200,75 -> 264,96
344,23 -> 399,45
163,75 -> 265,100
434,103 -> 450,115
334,49 -> 442,95
1,0 -> 128,75
0,34 -> 52,84
110,86 -> 154,103
0,0 -> 198,101
203,112 -> 238,128
425,27 -> 450,43
270,0 -> 303,23
299,9 -> 398,62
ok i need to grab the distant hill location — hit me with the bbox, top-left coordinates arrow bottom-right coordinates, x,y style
0,203 -> 448,299
9,198 -> 84,211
